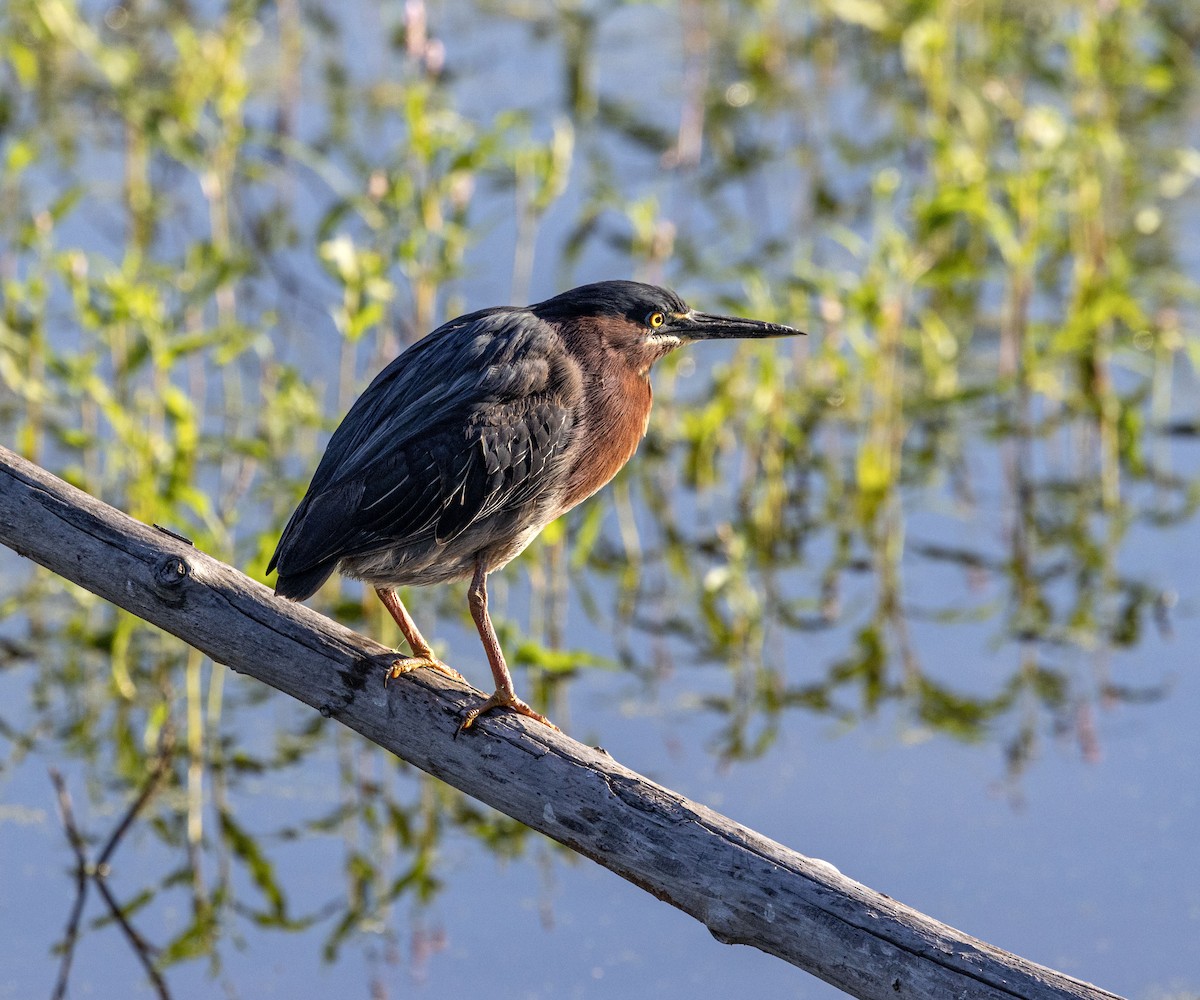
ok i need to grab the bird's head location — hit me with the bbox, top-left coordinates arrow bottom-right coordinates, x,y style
533,280 -> 803,376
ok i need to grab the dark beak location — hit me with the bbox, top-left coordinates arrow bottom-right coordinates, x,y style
675,311 -> 804,342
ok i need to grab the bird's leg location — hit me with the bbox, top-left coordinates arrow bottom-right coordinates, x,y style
457,562 -> 559,734
375,587 -> 463,683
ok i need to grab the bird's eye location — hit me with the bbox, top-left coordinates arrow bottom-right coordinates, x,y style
648,312 -> 666,329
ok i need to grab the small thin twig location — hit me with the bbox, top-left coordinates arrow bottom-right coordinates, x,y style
92,878 -> 171,999
96,738 -> 173,868
47,733 -> 175,1000
49,769 -> 89,1000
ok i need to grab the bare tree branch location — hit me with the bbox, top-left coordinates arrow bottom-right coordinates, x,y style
1,444 -> 1122,1000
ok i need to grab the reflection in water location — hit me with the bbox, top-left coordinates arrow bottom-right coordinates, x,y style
0,0 -> 1196,993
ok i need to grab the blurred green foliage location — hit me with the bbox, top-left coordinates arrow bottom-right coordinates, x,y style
1,0 -> 1198,990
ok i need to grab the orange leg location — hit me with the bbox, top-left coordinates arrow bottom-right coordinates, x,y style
375,587 -> 463,683
457,561 -> 558,734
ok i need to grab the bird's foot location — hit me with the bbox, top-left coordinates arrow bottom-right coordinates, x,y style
384,655 -> 464,685
456,689 -> 559,736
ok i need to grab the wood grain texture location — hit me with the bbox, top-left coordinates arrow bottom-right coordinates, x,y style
0,444 -> 1123,1000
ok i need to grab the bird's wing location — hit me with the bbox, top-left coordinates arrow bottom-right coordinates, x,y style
299,306 -> 511,498
429,395 -> 573,544
269,309 -> 580,581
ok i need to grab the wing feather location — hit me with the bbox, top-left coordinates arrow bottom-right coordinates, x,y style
269,308 -> 580,590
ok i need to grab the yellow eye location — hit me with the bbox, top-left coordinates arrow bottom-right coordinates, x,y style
648,312 -> 665,329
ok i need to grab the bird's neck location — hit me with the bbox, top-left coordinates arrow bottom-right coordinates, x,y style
559,363 -> 653,510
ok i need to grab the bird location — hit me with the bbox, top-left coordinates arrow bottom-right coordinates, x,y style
268,280 -> 802,733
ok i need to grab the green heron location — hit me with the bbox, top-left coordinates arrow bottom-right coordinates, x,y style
268,280 -> 801,732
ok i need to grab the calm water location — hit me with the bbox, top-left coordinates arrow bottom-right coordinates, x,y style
1,1 -> 1198,998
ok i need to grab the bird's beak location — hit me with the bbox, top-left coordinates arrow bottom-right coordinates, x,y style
673,310 -> 804,342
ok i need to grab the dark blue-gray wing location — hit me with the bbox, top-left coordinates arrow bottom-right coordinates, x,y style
269,309 -> 580,598
429,397 -> 572,544
297,305 -> 511,498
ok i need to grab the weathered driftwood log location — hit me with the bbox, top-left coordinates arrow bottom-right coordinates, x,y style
0,443 -> 1122,1000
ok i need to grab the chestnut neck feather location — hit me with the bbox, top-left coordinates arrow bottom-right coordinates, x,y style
557,316 -> 659,511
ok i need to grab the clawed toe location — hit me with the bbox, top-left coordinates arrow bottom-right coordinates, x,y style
384,655 -> 464,685
377,649 -> 557,739
455,690 -> 559,737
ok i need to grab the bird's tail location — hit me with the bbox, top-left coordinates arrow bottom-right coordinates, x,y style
272,559 -> 337,602
268,493 -> 339,601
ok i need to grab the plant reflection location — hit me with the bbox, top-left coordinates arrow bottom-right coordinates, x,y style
0,0 -> 1196,992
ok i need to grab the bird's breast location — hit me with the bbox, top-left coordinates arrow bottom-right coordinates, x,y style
558,369 -> 653,512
